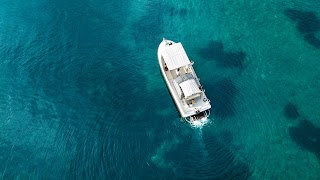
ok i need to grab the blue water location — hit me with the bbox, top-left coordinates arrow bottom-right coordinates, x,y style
1,0 -> 320,179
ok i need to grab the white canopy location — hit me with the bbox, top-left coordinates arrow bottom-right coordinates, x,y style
162,42 -> 191,70
179,79 -> 201,98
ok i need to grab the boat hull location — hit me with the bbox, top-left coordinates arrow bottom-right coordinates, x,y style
158,40 -> 186,117
157,39 -> 211,120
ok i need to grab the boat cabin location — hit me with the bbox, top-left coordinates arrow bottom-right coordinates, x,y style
160,42 -> 203,107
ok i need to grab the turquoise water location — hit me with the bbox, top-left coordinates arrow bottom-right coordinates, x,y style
1,0 -> 320,179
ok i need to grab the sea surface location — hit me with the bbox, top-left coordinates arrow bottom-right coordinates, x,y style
1,0 -> 320,179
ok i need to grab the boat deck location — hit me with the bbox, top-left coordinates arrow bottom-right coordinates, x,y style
164,66 -> 210,117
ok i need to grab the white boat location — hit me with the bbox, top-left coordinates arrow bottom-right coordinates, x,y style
157,38 -> 211,124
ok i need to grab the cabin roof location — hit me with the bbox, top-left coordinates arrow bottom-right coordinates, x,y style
179,79 -> 201,99
162,42 -> 191,70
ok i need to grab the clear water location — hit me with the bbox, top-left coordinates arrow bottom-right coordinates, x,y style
0,0 -> 320,179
